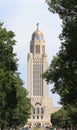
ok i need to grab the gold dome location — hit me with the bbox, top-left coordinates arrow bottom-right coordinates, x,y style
32,30 -> 44,41
32,30 -> 43,36
31,23 -> 44,41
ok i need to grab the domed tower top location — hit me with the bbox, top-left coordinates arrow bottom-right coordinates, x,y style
31,23 -> 44,41
30,23 -> 45,55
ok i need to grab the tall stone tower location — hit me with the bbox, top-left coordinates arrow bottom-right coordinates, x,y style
27,24 -> 52,127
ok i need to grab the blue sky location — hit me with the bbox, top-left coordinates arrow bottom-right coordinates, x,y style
0,0 -> 62,107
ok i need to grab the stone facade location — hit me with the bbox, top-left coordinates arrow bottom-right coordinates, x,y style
27,25 -> 60,127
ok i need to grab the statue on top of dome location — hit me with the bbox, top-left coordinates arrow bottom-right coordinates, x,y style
36,23 -> 39,30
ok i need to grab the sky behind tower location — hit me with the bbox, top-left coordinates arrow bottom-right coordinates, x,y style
0,0 -> 62,107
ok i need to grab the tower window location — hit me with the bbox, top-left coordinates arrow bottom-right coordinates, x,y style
33,63 -> 43,96
36,45 -> 40,53
37,108 -> 39,114
41,108 -> 44,114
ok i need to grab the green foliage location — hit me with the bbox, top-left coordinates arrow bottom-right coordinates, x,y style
44,0 -> 77,106
51,108 -> 71,128
44,0 -> 77,127
46,0 -> 77,21
0,22 -> 31,129
51,106 -> 77,129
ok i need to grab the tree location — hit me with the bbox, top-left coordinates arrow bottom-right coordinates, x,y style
0,22 -> 31,130
51,108 -> 72,130
46,0 -> 77,21
43,1 -> 77,128
51,106 -> 77,130
43,0 -> 77,106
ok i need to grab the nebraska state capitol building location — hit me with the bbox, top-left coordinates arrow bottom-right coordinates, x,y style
27,24 -> 59,127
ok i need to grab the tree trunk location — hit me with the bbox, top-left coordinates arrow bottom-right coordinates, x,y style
1,124 -> 4,130
75,124 -> 77,130
8,127 -> 11,130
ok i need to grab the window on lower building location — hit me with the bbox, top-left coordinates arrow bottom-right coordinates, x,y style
33,108 -> 35,114
41,116 -> 43,119
37,116 -> 39,119
33,116 -> 35,119
41,108 -> 44,114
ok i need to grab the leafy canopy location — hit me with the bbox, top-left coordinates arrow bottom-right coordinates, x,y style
43,0 -> 77,107
0,22 -> 31,130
